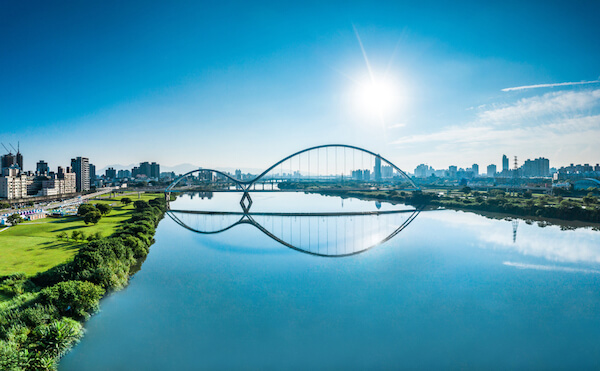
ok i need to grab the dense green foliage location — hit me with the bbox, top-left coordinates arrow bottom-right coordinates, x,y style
76,204 -> 96,217
7,214 -> 24,225
95,203 -> 112,216
0,196 -> 168,370
318,188 -> 600,223
83,210 -> 102,225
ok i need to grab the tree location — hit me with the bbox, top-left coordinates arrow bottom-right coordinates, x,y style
84,210 -> 102,225
95,203 -> 112,216
460,186 -> 472,194
120,197 -> 132,206
77,204 -> 96,217
7,214 -> 23,225
57,231 -> 68,240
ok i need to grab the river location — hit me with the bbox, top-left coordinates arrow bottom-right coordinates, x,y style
59,192 -> 600,370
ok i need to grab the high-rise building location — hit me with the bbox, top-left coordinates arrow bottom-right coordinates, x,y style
89,163 -> 96,184
487,164 -> 497,177
521,157 -> 550,177
39,167 -> 76,196
117,169 -> 131,179
374,156 -> 382,181
71,157 -> 90,192
472,164 -> 479,176
36,161 -> 49,175
449,165 -> 457,178
105,167 -> 117,179
150,162 -> 160,179
502,155 -> 509,172
0,167 -> 31,199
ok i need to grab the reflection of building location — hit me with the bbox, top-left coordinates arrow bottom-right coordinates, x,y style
71,157 -> 90,192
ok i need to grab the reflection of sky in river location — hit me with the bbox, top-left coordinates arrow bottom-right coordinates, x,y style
61,192 -> 600,370
420,210 -> 600,266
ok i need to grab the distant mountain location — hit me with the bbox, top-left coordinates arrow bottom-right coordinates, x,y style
160,163 -> 201,174
98,163 -> 136,174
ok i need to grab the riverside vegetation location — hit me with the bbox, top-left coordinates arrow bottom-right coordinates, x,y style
278,181 -> 600,224
0,196 -> 169,370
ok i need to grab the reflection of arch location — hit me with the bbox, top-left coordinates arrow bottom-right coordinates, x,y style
166,144 -> 418,192
166,207 -> 422,257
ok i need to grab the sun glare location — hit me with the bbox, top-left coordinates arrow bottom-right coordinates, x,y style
354,76 -> 400,119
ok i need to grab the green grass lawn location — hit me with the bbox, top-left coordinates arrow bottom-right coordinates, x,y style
0,193 -> 163,277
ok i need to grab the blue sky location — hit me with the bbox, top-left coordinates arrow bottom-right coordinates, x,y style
1,0 -> 599,172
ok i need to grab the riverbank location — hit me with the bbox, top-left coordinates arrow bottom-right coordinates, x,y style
309,187 -> 600,226
0,193 -> 164,276
0,196 -> 169,370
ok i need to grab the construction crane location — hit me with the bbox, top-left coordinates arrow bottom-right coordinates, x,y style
1,143 -> 11,154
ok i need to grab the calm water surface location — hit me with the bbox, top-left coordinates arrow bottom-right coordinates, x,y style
60,193 -> 600,370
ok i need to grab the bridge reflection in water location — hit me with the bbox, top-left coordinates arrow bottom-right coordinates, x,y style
165,145 -> 422,256
166,202 -> 421,257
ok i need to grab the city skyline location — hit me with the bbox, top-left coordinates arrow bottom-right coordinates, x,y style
2,1 -> 600,171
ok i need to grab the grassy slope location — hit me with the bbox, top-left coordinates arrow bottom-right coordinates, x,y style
0,193 -> 162,277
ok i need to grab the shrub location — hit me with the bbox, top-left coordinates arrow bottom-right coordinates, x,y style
40,281 -> 105,318
29,317 -> 83,358
120,197 -> 132,206
133,200 -> 151,212
0,273 -> 30,297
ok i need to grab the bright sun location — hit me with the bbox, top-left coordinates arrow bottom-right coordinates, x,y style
354,77 -> 399,118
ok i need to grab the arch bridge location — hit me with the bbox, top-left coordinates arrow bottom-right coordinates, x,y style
166,144 -> 418,194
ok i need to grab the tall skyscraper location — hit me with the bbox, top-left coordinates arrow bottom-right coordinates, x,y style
487,164 -> 497,177
105,167 -> 117,179
89,163 -> 96,184
374,156 -> 382,181
150,162 -> 160,179
502,155 -> 509,172
71,157 -> 90,192
36,160 -> 49,175
471,164 -> 479,176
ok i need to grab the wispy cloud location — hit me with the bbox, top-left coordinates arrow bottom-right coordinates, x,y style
393,89 -> 600,152
503,261 -> 600,274
479,89 -> 600,124
501,80 -> 600,92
